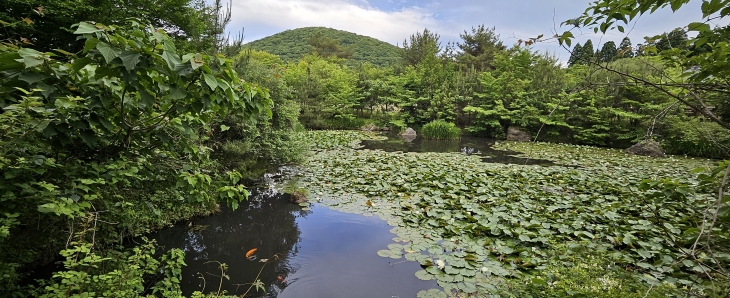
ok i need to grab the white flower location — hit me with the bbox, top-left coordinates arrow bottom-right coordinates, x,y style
435,260 -> 445,270
480,266 -> 489,273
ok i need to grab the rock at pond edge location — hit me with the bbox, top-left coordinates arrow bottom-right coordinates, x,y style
401,127 -> 417,136
506,127 -> 531,142
625,139 -> 666,158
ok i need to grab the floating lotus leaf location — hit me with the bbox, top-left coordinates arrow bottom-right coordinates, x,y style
416,289 -> 447,298
415,269 -> 433,281
376,250 -> 392,258
298,131 -> 719,294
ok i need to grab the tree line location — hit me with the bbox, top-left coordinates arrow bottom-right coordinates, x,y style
273,24 -> 728,157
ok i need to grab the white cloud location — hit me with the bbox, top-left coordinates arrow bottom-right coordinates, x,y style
228,0 -> 711,64
230,0 -> 444,45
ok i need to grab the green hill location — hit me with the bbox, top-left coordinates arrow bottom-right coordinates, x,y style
244,27 -> 402,66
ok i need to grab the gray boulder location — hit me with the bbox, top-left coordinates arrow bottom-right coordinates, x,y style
400,127 -> 417,142
625,139 -> 666,157
361,124 -> 377,131
401,127 -> 417,136
506,127 -> 531,142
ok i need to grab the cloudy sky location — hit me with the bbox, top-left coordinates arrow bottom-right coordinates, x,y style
229,0 -> 708,61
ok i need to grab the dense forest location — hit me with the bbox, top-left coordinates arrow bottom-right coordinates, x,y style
244,27 -> 401,67
254,24 -> 729,158
0,0 -> 729,297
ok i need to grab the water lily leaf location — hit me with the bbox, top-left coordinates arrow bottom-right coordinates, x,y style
376,250 -> 392,257
415,270 -> 433,281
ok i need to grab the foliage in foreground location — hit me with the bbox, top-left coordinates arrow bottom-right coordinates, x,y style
300,131 -> 727,296
0,20 -> 271,292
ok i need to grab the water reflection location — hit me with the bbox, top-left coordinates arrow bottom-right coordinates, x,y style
361,134 -> 555,166
151,189 -> 435,297
152,189 -> 305,296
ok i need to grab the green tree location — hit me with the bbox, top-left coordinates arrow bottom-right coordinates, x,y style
283,54 -> 359,126
0,0 -> 211,52
599,40 -> 618,62
464,47 -> 561,137
653,28 -> 689,52
576,39 -> 596,64
456,25 -> 506,71
568,42 -> 583,66
396,29 -> 459,126
558,0 -> 730,129
618,37 -> 634,58
307,31 -> 354,59
0,20 -> 271,290
401,28 -> 441,66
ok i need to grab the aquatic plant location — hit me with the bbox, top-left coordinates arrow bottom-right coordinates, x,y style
298,131 -> 722,296
421,120 -> 461,140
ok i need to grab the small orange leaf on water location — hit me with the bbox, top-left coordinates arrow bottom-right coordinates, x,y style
245,248 -> 257,258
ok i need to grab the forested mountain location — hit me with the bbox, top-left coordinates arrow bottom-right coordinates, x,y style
244,27 -> 401,66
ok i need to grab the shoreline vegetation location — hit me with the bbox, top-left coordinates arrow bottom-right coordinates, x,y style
1,0 -> 729,296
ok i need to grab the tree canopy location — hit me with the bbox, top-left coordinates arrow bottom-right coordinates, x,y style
0,0 -> 210,52
244,27 -> 401,66
456,25 -> 506,71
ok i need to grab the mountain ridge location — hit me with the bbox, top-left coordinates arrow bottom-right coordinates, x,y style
243,27 -> 402,66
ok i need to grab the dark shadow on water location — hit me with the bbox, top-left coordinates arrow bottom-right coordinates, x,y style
360,134 -> 555,166
150,189 -> 436,297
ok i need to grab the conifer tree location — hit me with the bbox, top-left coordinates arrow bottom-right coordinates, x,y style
456,25 -> 506,71
618,37 -> 634,58
568,42 -> 583,66
576,39 -> 595,64
599,41 -> 618,62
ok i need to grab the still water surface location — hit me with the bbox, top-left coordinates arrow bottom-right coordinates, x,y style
151,134 -> 550,297
151,189 -> 436,297
360,134 -> 554,166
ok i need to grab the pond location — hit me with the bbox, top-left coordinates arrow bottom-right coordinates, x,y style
150,187 -> 436,297
360,134 -> 554,166
149,130 -> 719,297
296,131 -> 720,296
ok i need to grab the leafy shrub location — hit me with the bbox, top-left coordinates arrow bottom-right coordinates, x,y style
388,119 -> 407,133
36,238 -> 185,298
0,20 -> 269,291
302,113 -> 369,130
661,117 -> 730,158
215,54 -> 310,181
421,120 -> 461,140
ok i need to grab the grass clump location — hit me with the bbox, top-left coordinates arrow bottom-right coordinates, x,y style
421,120 -> 461,140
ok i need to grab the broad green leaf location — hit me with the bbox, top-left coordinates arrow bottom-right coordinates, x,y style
687,22 -> 710,32
162,50 -> 181,70
18,48 -> 45,68
168,86 -> 187,100
0,52 -> 23,71
119,51 -> 142,71
96,42 -> 121,64
203,73 -> 218,91
71,57 -> 93,72
73,22 -> 104,34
